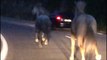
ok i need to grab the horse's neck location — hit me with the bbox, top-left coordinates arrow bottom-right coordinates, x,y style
75,10 -> 85,17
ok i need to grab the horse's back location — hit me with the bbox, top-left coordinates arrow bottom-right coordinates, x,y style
72,14 -> 88,36
36,15 -> 51,33
72,14 -> 97,36
36,15 -> 51,25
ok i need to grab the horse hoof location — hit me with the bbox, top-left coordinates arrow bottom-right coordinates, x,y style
96,54 -> 101,60
38,44 -> 43,48
44,42 -> 48,45
44,40 -> 48,45
42,37 -> 45,41
69,56 -> 74,60
35,39 -> 39,42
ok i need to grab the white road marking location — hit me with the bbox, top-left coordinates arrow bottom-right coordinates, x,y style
65,35 -> 71,39
1,34 -> 8,60
97,33 -> 104,35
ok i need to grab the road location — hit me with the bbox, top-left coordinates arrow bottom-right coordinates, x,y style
1,21 -> 106,60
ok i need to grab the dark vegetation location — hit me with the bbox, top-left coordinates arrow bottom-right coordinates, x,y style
1,0 -> 106,32
85,0 -> 106,33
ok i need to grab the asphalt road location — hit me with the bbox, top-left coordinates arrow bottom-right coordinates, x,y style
1,22 -> 106,60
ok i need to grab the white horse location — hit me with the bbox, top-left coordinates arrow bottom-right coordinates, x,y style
70,1 -> 101,60
32,5 -> 51,48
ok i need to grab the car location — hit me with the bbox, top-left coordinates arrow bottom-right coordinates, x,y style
50,11 -> 74,28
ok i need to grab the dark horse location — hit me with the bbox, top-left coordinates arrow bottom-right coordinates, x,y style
70,1 -> 101,60
33,4 -> 52,48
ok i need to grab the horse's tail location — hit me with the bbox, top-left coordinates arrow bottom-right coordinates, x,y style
86,15 -> 97,34
83,15 -> 97,44
84,19 -> 98,55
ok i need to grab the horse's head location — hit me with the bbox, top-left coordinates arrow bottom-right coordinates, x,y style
32,4 -> 49,16
32,2 -> 43,15
75,1 -> 86,13
32,6 -> 39,15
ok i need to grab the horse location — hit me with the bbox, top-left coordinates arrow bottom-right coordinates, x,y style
70,1 -> 101,60
32,4 -> 52,48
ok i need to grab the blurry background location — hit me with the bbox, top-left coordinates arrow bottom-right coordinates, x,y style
1,0 -> 106,32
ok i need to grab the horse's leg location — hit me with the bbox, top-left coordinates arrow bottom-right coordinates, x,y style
80,46 -> 85,60
42,27 -> 49,46
38,32 -> 43,48
43,33 -> 48,45
35,23 -> 39,43
91,19 -> 101,60
45,28 -> 51,45
93,44 -> 101,60
44,38 -> 48,45
77,35 -> 85,60
42,32 -> 45,41
35,32 -> 39,42
41,32 -> 48,45
77,22 -> 87,60
44,30 -> 50,46
70,32 -> 76,60
45,24 -> 51,45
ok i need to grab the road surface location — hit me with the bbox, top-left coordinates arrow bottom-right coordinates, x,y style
1,21 -> 106,60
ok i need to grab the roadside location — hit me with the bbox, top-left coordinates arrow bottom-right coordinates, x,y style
1,16 -> 35,28
1,16 -> 106,35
